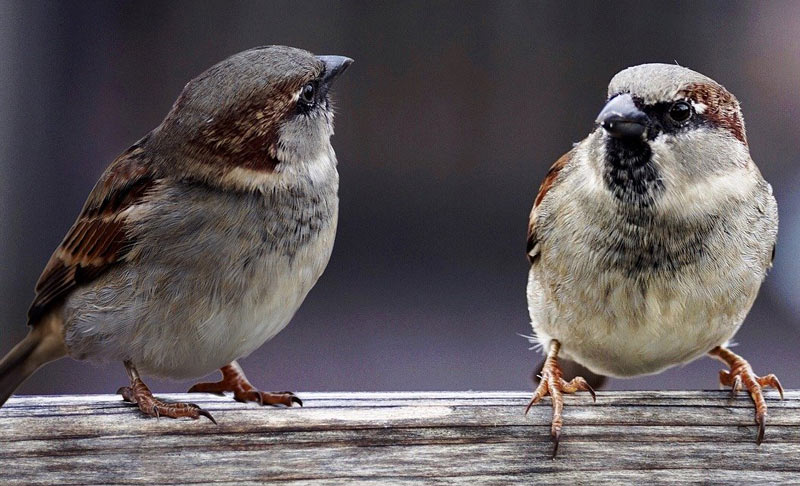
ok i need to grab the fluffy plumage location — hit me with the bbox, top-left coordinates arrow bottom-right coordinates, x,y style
0,46 -> 351,416
526,64 -> 780,451
528,64 -> 775,376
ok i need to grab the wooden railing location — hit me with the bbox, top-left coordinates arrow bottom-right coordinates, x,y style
1,390 -> 797,484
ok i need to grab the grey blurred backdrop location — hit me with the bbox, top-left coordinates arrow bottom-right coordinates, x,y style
1,1 -> 799,395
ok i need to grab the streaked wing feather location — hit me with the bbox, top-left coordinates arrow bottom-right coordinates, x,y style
527,150 -> 572,265
27,142 -> 155,324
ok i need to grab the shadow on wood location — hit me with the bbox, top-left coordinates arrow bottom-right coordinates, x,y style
0,391 -> 797,485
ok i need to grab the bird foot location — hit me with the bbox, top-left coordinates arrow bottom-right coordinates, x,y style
526,340 -> 596,458
188,361 -> 302,407
118,377 -> 216,424
711,346 -> 783,444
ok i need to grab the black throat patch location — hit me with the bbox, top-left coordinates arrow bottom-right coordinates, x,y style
603,137 -> 663,206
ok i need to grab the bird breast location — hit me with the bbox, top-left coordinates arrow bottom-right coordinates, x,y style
62,172 -> 339,379
528,152 -> 776,377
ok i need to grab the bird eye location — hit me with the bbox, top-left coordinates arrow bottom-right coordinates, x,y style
300,83 -> 316,104
668,101 -> 692,123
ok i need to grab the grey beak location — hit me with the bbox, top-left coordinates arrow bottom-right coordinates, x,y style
317,55 -> 354,86
596,93 -> 648,139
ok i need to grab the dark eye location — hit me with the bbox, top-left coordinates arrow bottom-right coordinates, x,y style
668,101 -> 692,123
300,83 -> 316,104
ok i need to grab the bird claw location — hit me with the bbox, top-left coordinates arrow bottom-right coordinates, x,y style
235,390 -> 302,407
197,408 -> 218,425
757,412 -> 766,445
551,429 -> 561,460
526,341 -> 596,458
758,374 -> 785,400
712,346 -> 783,445
727,374 -> 743,398
118,379 -> 217,424
188,363 -> 302,407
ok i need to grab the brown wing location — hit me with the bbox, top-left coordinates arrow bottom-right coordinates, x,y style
28,141 -> 156,324
526,150 -> 572,265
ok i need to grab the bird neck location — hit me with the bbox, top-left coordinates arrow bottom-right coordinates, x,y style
602,137 -> 664,208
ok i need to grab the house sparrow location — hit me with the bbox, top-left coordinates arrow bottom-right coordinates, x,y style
0,46 -> 352,422
525,64 -> 782,456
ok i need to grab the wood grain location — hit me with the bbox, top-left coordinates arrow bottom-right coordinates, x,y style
1,391 -> 798,485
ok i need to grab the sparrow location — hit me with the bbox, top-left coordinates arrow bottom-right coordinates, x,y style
0,46 -> 352,422
525,64 -> 782,456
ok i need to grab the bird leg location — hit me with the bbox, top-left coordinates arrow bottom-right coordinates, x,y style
117,361 -> 216,423
526,339 -> 596,458
709,346 -> 783,444
188,360 -> 302,407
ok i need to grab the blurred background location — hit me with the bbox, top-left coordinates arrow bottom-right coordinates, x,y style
1,1 -> 798,395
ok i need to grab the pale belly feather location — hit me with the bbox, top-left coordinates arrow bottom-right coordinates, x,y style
527,264 -> 759,377
62,178 -> 338,380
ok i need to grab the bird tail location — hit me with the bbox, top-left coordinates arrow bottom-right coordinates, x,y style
0,314 -> 67,408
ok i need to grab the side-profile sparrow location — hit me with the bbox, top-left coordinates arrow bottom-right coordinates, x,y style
525,64 -> 781,455
0,46 -> 352,421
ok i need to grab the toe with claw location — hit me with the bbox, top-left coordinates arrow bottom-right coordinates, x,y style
118,362 -> 216,424
188,361 -> 302,407
526,340 -> 596,458
710,346 -> 784,444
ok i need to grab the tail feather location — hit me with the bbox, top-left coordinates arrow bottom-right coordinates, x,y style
0,315 -> 67,408
0,334 -> 39,407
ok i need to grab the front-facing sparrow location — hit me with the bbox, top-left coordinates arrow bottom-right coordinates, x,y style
525,64 -> 781,455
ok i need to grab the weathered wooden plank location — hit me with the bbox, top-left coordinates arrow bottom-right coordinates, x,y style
1,391 -> 798,485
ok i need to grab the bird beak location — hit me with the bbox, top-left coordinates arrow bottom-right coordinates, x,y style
317,55 -> 354,87
596,94 -> 648,139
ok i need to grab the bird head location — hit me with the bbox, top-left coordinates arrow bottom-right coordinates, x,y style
154,45 -> 352,189
588,64 -> 751,207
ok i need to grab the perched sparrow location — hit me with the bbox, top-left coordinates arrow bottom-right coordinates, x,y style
0,46 -> 352,421
525,64 -> 781,455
